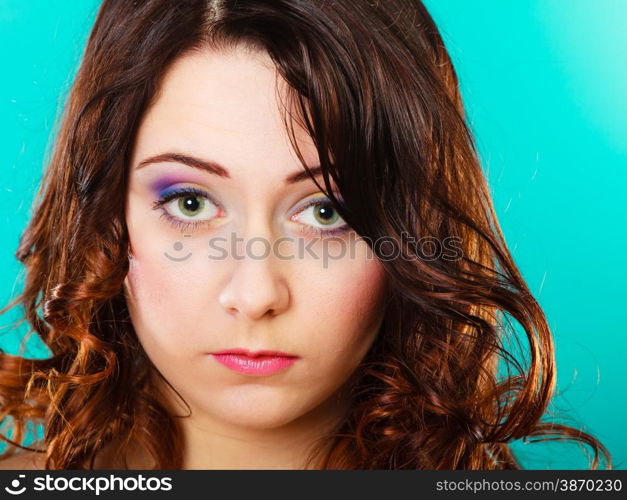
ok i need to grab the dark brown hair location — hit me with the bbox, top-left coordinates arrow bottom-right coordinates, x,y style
0,0 -> 612,469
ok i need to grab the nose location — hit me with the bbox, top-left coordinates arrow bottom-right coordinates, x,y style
218,233 -> 290,321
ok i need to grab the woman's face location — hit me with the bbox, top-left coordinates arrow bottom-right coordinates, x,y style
124,45 -> 387,431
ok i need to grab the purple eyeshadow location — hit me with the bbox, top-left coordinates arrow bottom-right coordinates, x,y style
149,176 -> 197,197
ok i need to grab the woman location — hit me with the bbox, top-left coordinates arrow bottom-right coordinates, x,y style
0,0 -> 612,469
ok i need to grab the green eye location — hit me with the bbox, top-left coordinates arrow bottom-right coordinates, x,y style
291,197 -> 349,236
178,195 -> 205,217
152,186 -> 223,232
312,202 -> 340,226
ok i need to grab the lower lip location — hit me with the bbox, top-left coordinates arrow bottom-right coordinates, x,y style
211,353 -> 298,376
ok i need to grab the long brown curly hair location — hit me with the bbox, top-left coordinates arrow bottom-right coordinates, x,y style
0,0 -> 612,469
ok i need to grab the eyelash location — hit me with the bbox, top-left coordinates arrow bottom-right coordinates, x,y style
151,187 -> 350,236
151,186 -> 222,232
292,197 -> 349,237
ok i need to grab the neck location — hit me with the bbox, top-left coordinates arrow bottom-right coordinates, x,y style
177,390 -> 347,469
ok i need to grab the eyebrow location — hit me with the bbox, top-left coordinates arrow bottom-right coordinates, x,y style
135,152 -> 324,184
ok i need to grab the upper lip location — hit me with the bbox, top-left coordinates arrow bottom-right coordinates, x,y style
210,348 -> 299,358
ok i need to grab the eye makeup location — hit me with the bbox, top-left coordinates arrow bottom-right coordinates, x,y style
147,176 -> 350,237
147,174 -> 224,232
148,175 -> 208,196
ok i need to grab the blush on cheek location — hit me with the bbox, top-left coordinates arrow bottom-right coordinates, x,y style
321,260 -> 387,358
341,258 -> 387,322
125,250 -> 222,347
124,258 -> 180,346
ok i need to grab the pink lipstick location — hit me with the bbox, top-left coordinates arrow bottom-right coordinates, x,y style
210,348 -> 299,376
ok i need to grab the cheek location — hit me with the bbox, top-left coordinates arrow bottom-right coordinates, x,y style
124,255 -> 229,345
296,240 -> 387,376
325,265 -> 385,338
123,200 -> 218,354
124,256 -> 186,354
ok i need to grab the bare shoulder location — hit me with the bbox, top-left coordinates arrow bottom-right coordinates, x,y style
0,451 -> 46,470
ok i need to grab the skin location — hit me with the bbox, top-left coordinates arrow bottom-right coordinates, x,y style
120,44 -> 387,469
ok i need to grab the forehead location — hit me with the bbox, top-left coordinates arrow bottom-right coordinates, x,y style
130,45 -> 320,180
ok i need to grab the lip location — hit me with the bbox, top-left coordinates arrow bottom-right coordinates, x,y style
210,348 -> 300,376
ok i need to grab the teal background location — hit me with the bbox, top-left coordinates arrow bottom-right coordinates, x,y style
0,0 -> 625,468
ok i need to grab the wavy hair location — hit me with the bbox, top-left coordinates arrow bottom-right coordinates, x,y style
0,0 -> 612,469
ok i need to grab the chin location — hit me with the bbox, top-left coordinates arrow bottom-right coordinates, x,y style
201,386 -> 311,430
